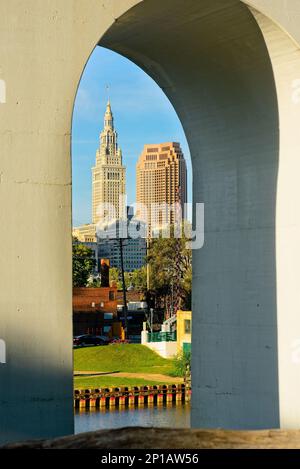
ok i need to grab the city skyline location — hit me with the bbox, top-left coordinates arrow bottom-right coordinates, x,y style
72,46 -> 192,227
73,102 -> 189,241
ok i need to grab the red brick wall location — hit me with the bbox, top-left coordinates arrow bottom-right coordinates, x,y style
73,287 -> 117,314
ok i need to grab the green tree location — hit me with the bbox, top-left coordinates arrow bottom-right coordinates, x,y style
147,224 -> 192,311
88,278 -> 101,288
109,267 -> 122,289
126,266 -> 147,292
170,349 -> 191,377
72,241 -> 96,287
109,266 -> 147,292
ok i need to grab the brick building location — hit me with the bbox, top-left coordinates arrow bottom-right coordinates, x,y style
73,286 -> 117,336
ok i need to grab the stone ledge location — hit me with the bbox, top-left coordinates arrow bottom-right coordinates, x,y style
2,427 -> 300,449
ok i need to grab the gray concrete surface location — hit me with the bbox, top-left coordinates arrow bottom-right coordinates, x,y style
1,0 -> 300,443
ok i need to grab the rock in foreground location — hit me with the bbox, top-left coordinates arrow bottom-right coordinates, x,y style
2,427 -> 300,449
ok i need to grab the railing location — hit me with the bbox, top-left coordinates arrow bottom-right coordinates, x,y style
162,314 -> 177,329
148,331 -> 177,343
74,383 -> 191,410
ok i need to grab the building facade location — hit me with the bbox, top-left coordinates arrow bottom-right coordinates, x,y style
136,142 -> 187,235
72,224 -> 97,243
73,286 -> 117,336
97,210 -> 147,272
98,237 -> 146,272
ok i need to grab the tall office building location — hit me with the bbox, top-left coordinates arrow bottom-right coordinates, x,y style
73,100 -> 126,241
136,142 -> 187,234
98,209 -> 147,272
92,100 -> 126,225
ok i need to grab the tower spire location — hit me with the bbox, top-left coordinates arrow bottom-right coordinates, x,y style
104,98 -> 113,130
93,98 -> 126,225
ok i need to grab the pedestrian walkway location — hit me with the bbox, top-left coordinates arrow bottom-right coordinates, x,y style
74,371 -> 183,384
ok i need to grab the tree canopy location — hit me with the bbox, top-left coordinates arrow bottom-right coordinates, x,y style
147,226 -> 192,312
72,241 -> 96,287
109,266 -> 147,292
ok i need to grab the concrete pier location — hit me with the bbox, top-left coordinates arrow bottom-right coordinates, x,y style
1,0 -> 300,442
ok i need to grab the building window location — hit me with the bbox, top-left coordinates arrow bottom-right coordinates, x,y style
184,319 -> 191,334
109,291 -> 115,301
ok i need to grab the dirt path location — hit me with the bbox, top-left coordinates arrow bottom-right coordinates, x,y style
74,371 -> 183,383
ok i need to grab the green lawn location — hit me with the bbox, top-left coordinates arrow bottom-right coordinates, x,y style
74,344 -> 175,375
74,375 -> 170,390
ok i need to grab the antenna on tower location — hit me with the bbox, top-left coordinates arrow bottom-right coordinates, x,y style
105,84 -> 110,103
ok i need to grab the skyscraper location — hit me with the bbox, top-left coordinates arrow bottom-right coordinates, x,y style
136,142 -> 187,235
73,101 -> 126,242
92,101 -> 126,225
98,207 -> 147,272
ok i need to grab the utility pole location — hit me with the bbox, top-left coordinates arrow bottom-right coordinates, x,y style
146,237 -> 151,291
119,238 -> 128,339
150,308 -> 153,334
173,186 -> 182,317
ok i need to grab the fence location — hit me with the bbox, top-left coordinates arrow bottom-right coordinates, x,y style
74,383 -> 191,410
148,331 -> 177,343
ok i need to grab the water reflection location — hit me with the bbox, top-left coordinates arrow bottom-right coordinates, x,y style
75,403 -> 191,434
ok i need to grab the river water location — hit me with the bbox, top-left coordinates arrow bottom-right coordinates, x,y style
75,403 -> 191,434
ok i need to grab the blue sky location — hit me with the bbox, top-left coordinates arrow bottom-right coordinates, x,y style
72,46 -> 192,227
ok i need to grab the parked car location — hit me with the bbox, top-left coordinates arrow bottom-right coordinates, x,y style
96,335 -> 110,344
73,335 -> 108,347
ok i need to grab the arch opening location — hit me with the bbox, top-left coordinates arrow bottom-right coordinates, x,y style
71,45 -> 194,436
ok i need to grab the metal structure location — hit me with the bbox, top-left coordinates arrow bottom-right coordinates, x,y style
74,383 -> 190,410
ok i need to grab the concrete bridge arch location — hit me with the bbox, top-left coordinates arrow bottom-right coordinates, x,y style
1,0 -> 300,443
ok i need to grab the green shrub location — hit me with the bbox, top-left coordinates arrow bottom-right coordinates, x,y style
170,349 -> 191,377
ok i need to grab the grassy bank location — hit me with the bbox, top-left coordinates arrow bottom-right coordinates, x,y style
74,344 -> 175,375
74,375 -> 169,389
